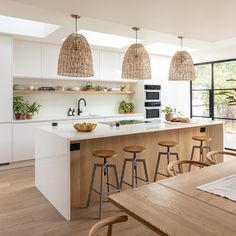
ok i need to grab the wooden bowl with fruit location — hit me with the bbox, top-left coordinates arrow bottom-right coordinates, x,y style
73,122 -> 97,132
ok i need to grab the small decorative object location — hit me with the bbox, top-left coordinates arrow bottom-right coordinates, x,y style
122,27 -> 151,80
28,85 -> 34,91
169,36 -> 195,81
161,106 -> 177,121
120,84 -> 127,92
83,82 -> 94,91
73,122 -> 97,132
26,101 -> 41,119
67,87 -> 80,91
13,84 -> 25,91
57,14 -> 94,77
118,100 -> 135,114
55,86 -> 65,91
169,117 -> 191,123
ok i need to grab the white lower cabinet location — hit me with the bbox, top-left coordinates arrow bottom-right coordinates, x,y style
0,123 -> 12,164
13,120 -> 72,162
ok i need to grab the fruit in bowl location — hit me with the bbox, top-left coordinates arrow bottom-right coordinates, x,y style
73,122 -> 97,132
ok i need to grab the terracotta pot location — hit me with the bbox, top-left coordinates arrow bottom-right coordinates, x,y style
15,113 -> 21,120
165,113 -> 173,121
20,114 -> 27,120
26,113 -> 33,119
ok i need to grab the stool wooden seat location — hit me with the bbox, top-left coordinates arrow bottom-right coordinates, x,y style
120,145 -> 149,189
189,135 -> 211,171
192,136 -> 212,142
87,149 -> 120,219
158,141 -> 177,148
93,150 -> 117,159
154,140 -> 179,181
123,146 -> 146,153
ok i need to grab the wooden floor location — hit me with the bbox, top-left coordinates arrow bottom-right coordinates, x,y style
0,166 -> 157,236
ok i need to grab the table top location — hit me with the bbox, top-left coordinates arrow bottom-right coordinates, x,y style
159,159 -> 236,214
108,160 -> 236,236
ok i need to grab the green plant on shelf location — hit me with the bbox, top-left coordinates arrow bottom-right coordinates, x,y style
26,101 -> 41,115
13,96 -> 25,114
118,100 -> 135,114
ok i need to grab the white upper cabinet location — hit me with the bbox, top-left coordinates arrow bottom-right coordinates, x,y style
0,36 -> 12,122
100,50 -> 121,80
91,49 -> 99,80
13,39 -> 42,77
42,43 -> 61,78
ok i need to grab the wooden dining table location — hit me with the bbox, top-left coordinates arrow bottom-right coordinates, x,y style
108,159 -> 236,236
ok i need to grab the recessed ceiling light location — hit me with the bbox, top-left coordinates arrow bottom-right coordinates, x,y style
0,15 -> 60,38
146,42 -> 198,56
64,30 -> 142,48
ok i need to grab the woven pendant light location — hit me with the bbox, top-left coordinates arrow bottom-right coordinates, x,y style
57,14 -> 94,77
122,27 -> 151,80
169,36 -> 195,81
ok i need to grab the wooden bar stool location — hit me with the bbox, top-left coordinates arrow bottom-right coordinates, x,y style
154,141 -> 179,181
189,136 -> 211,171
86,149 -> 120,219
120,146 -> 149,189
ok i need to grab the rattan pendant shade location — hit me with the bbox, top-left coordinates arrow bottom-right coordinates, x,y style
122,27 -> 151,80
169,37 -> 195,81
57,15 -> 94,77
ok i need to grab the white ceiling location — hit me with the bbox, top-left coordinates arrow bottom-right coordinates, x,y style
1,0 -> 236,61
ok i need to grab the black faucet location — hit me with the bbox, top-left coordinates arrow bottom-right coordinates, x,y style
78,98 -> 87,116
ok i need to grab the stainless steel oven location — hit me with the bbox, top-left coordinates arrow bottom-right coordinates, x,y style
144,85 -> 161,119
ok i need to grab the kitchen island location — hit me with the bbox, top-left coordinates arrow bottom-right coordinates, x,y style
35,120 -> 224,220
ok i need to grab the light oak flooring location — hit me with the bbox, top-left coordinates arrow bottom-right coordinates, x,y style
0,166 -> 157,236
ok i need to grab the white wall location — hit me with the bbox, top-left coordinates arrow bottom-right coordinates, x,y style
13,40 -> 191,118
149,55 -> 191,116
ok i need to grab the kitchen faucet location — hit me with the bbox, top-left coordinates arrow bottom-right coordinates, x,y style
78,98 -> 87,116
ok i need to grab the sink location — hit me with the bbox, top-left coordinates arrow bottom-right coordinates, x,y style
71,114 -> 100,119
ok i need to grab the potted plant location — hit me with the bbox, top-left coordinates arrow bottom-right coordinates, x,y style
26,101 -> 41,119
118,100 -> 135,114
162,106 -> 176,121
20,104 -> 28,120
13,96 -> 25,120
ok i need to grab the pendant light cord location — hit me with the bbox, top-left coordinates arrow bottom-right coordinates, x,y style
178,36 -> 183,63
132,27 -> 140,58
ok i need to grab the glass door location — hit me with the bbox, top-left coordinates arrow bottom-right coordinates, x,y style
191,64 -> 212,118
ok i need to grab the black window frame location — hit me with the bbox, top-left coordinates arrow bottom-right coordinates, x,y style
190,58 -> 236,151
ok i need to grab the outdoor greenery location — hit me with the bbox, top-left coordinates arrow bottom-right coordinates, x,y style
192,62 -> 236,132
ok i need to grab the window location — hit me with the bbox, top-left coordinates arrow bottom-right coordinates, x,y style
191,59 -> 236,150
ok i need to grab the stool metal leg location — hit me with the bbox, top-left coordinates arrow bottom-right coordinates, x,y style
142,160 -> 149,183
86,165 -> 97,208
154,152 -> 161,182
113,165 -> 120,191
106,165 -> 110,195
132,159 -> 135,188
189,146 -> 199,171
120,159 -> 127,189
99,165 -> 105,219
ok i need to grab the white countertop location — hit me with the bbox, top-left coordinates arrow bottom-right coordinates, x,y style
12,113 -> 144,123
38,119 -> 223,141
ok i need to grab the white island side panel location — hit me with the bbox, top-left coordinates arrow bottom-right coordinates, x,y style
35,129 -> 71,220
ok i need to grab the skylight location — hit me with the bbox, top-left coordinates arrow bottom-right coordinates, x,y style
0,15 -> 60,38
146,42 -> 198,56
77,30 -> 142,48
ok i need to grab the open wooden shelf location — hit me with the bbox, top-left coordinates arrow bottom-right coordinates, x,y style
13,90 -> 135,95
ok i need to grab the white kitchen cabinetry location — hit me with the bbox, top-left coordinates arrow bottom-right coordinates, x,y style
13,120 -> 72,162
13,40 -> 42,77
0,123 -> 12,164
42,43 -> 61,78
0,36 -> 12,122
100,51 -> 121,80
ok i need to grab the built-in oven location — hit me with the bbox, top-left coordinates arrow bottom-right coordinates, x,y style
144,85 -> 161,120
145,102 -> 161,119
144,85 -> 161,101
